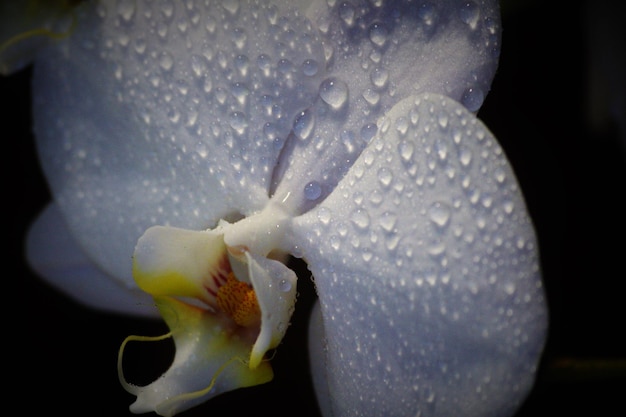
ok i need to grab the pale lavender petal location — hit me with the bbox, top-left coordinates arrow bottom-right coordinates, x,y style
294,93 -> 547,416
26,203 -> 157,317
31,0 -> 326,283
273,0 -> 502,213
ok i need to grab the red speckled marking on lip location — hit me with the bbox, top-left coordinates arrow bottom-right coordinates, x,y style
204,254 -> 232,299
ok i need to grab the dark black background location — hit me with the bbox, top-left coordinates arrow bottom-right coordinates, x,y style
4,1 -> 625,416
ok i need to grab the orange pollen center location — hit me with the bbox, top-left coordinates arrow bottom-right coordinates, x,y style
216,272 -> 261,327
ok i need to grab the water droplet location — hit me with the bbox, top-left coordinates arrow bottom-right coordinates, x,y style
435,138 -> 448,161
304,181 -> 323,201
458,1 -> 480,29
438,114 -> 449,129
428,201 -> 451,228
377,167 -> 393,187
502,199 -> 515,214
231,82 -> 250,105
504,282 -> 516,295
459,146 -> 472,167
302,59 -> 319,76
319,78 -> 348,109
418,3 -> 438,26
234,54 -> 249,76
257,54 -> 272,76
293,109 -> 315,140
221,0 -> 240,14
370,67 -> 389,89
229,111 -> 248,134
494,167 -> 507,183
362,88 -> 380,106
117,0 -> 136,21
379,212 -> 397,232
361,123 -> 378,143
339,1 -> 355,26
159,51 -> 174,71
351,209 -> 370,229
277,58 -> 294,75
398,140 -> 414,162
369,23 -> 388,47
278,279 -> 292,292
132,38 -> 146,55
317,207 -> 332,225
461,87 -> 484,112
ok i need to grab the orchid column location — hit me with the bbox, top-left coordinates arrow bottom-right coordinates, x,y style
12,0 -> 547,416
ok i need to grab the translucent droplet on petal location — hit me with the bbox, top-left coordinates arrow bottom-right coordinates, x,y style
221,0 -> 240,14
369,23 -> 388,47
370,67 -> 389,89
458,1 -> 480,30
304,181 -> 323,201
461,87 -> 485,112
428,201 -> 452,228
319,78 -> 348,109
360,123 -> 378,143
377,167 -> 393,187
293,109 -> 315,140
159,51 -> 174,71
278,279 -> 292,292
229,111 -> 248,134
351,209 -> 370,230
116,0 -> 136,22
302,59 -> 319,76
339,1 -> 356,26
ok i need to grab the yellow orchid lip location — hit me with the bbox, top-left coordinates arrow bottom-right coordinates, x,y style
121,221 -> 298,414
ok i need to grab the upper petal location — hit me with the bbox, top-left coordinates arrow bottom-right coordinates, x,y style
293,93 -> 547,416
31,0 -> 327,284
272,0 -> 502,212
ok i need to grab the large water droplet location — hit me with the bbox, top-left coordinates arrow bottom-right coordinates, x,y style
379,211 -> 397,232
302,59 -> 319,76
461,87 -> 484,112
398,140 -> 414,162
369,23 -> 389,47
293,109 -> 315,140
117,0 -> 136,22
304,181 -> 323,201
458,1 -> 480,29
319,78 -> 348,109
370,67 -> 389,89
278,279 -> 292,292
229,111 -> 248,134
339,1 -> 356,26
351,209 -> 370,229
418,3 -> 438,26
428,201 -> 451,228
377,167 -> 393,187
159,51 -> 174,71
361,123 -> 378,143
317,207 -> 332,225
221,0 -> 240,14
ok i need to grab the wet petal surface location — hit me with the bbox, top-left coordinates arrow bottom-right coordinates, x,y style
294,93 -> 547,416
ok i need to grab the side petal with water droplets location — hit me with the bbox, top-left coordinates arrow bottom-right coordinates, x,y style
294,93 -> 547,417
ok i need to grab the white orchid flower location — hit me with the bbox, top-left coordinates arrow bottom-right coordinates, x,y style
7,0 -> 547,416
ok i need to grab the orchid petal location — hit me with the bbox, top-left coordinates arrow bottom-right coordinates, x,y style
26,203 -> 157,316
244,251 -> 298,368
273,0 -> 501,212
31,0 -> 326,285
119,296 -> 273,417
133,226 -> 229,306
129,223 -> 298,408
0,0 -> 77,75
294,93 -> 547,416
